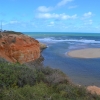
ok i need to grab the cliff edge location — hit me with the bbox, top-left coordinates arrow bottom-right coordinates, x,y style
0,32 -> 41,64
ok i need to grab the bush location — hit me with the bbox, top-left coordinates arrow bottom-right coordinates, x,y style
0,63 -> 36,88
0,63 -> 17,88
2,82 -> 53,100
2,82 -> 100,100
0,62 -> 100,100
45,68 -> 69,86
3,31 -> 23,35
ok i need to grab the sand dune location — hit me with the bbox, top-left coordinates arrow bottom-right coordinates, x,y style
67,48 -> 100,58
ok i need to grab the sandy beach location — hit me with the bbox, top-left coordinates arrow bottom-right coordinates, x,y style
67,48 -> 100,58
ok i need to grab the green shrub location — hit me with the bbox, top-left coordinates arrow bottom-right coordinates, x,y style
2,82 -> 100,100
0,63 -> 17,88
4,31 -> 23,35
0,63 -> 36,88
45,69 -> 69,86
40,66 -> 54,75
0,62 -> 100,100
56,83 -> 67,92
2,82 -> 53,100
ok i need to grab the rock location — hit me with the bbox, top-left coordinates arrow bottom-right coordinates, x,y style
87,86 -> 100,95
39,43 -> 47,51
0,33 -> 40,64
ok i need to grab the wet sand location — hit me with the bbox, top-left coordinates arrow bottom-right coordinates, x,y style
67,48 -> 100,58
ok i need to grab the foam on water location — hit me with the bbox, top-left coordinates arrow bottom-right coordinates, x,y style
37,37 -> 100,44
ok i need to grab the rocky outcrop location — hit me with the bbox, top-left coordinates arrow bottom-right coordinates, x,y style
0,33 -> 40,64
39,43 -> 47,52
87,86 -> 100,95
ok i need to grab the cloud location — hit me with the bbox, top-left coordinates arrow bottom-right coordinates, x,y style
84,19 -> 93,25
68,5 -> 77,9
83,12 -> 92,17
2,22 -> 8,26
57,0 -> 73,7
88,19 -> 93,24
48,21 -> 55,26
37,6 -> 53,12
50,21 -> 54,24
36,13 -> 77,20
83,12 -> 93,19
9,20 -> 20,24
2,21 -> 19,26
95,26 -> 100,29
36,0 -> 74,13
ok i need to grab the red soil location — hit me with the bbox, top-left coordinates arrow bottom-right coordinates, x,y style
0,33 -> 40,64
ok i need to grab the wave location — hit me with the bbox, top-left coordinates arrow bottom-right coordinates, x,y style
37,37 -> 100,44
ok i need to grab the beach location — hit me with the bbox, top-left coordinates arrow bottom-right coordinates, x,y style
67,48 -> 100,58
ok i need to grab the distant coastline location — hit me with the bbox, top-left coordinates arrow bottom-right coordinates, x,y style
23,32 -> 100,37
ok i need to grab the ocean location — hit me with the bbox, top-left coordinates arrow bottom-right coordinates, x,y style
24,32 -> 100,87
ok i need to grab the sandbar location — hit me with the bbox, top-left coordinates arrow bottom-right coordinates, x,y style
67,48 -> 100,58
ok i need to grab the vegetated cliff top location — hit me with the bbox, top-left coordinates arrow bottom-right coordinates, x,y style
2,30 -> 23,35
0,31 -> 23,38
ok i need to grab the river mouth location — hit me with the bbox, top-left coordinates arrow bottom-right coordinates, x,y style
28,32 -> 100,87
40,41 -> 100,87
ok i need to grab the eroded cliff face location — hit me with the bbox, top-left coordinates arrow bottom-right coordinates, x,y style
0,33 -> 40,64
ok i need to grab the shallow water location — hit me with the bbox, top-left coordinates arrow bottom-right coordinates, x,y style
24,32 -> 100,86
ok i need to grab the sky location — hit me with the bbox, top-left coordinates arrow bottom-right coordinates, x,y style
0,0 -> 100,33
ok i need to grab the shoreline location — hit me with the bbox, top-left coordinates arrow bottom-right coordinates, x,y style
66,48 -> 100,95
67,48 -> 100,58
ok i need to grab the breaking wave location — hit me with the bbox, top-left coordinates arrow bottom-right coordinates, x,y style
37,37 -> 100,44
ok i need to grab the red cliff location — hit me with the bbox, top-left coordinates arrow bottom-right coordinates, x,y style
0,33 -> 40,64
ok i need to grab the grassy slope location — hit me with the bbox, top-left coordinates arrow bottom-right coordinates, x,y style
0,60 -> 100,100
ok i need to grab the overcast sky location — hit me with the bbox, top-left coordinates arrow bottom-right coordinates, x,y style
0,0 -> 100,33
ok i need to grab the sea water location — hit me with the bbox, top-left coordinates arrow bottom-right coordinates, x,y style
24,32 -> 100,87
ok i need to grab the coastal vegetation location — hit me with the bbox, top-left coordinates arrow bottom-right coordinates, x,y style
0,59 -> 100,100
0,31 -> 23,38
1,30 -> 23,35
